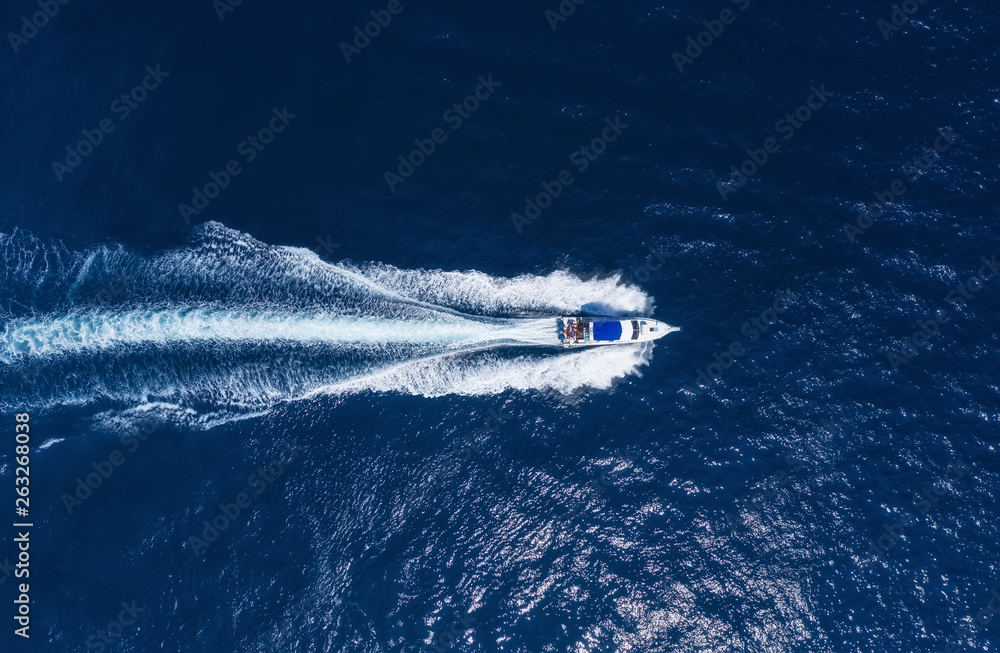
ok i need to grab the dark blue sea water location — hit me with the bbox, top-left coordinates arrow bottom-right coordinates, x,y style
1,0 -> 999,651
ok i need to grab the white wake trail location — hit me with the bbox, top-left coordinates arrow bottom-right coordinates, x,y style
319,341 -> 655,398
0,223 -> 670,424
0,311 -> 557,361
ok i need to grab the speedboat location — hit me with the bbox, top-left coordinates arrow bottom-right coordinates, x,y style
558,316 -> 679,347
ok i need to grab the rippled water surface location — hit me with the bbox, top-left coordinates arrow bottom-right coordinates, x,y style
1,0 -> 998,651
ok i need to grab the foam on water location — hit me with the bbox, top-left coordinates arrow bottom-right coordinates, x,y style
0,311 -> 557,361
317,341 -> 655,398
352,263 -> 653,316
0,223 -> 668,424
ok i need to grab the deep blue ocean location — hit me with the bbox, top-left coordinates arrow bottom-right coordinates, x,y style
1,0 -> 999,651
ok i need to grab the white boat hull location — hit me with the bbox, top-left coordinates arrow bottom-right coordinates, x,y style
558,316 -> 678,347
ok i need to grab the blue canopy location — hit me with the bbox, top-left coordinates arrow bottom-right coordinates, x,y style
592,321 -> 623,341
